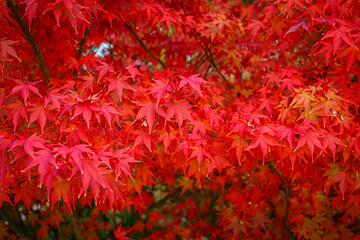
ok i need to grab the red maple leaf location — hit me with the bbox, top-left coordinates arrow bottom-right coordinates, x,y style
178,74 -> 208,96
114,148 -> 138,180
149,79 -> 174,106
107,75 -> 136,102
164,100 -> 193,127
321,26 -> 358,54
0,39 -> 21,61
114,226 -> 132,240
134,101 -> 165,133
23,150 -> 57,184
11,133 -> 46,158
246,131 -> 280,164
8,79 -> 42,106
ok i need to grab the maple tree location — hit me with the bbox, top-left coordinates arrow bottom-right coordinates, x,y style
1,0 -> 360,239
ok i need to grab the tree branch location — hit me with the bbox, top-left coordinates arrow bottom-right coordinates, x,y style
73,27 -> 90,76
71,206 -> 84,240
201,43 -> 234,89
179,2 -> 234,89
125,22 -> 166,69
6,0 -> 51,83
0,202 -> 32,239
77,27 -> 90,60
268,161 -> 296,240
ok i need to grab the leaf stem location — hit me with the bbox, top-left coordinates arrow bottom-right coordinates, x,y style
6,0 -> 51,83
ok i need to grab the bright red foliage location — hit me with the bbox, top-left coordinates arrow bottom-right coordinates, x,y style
1,0 -> 360,239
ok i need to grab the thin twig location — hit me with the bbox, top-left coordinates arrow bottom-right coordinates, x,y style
6,0 -> 51,83
202,43 -> 234,89
179,1 -> 234,89
268,161 -> 296,240
125,22 -> 166,69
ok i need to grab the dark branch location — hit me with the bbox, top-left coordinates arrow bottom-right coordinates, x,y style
269,161 -> 296,240
73,27 -> 90,76
179,2 -> 234,89
125,22 -> 166,69
6,0 -> 51,83
0,202 -> 32,239
77,27 -> 90,60
201,43 -> 235,89
71,206 -> 84,240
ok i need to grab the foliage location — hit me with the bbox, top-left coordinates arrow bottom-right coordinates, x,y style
1,0 -> 360,239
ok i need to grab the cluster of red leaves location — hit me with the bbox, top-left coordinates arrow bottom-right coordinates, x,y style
1,0 -> 360,239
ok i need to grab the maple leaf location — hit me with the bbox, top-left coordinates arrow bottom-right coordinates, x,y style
164,100 -> 193,127
71,159 -> 111,199
275,125 -> 299,148
188,146 -> 213,169
134,101 -> 165,133
114,148 -> 138,180
78,75 -> 95,92
294,130 -> 322,162
13,183 -> 39,211
72,101 -> 100,129
321,131 -> 345,161
99,103 -> 121,129
51,177 -> 74,213
23,150 -> 57,184
229,134 -> 249,165
140,2 -> 159,19
107,75 -> 136,102
246,133 -> 280,164
11,133 -> 46,158
8,79 -> 42,106
6,100 -> 28,130
47,210 -> 65,228
280,76 -> 304,92
126,62 -> 143,80
178,177 -> 194,195
133,130 -> 152,152
94,61 -> 115,82
245,20 -> 267,40
284,18 -> 310,36
44,88 -> 63,108
149,79 -> 174,106
207,155 -> 233,176
23,0 -> 39,27
265,72 -> 280,87
36,223 -> 49,239
0,39 -> 21,61
321,26 -> 358,54
0,191 -> 11,208
160,12 -> 177,31
114,226 -> 132,240
328,171 -> 346,200
53,144 -> 94,174
338,46 -> 360,70
290,88 -> 317,116
314,41 -> 333,64
178,74 -> 208,96
225,216 -> 248,237
28,104 -> 49,133
251,212 -> 268,230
